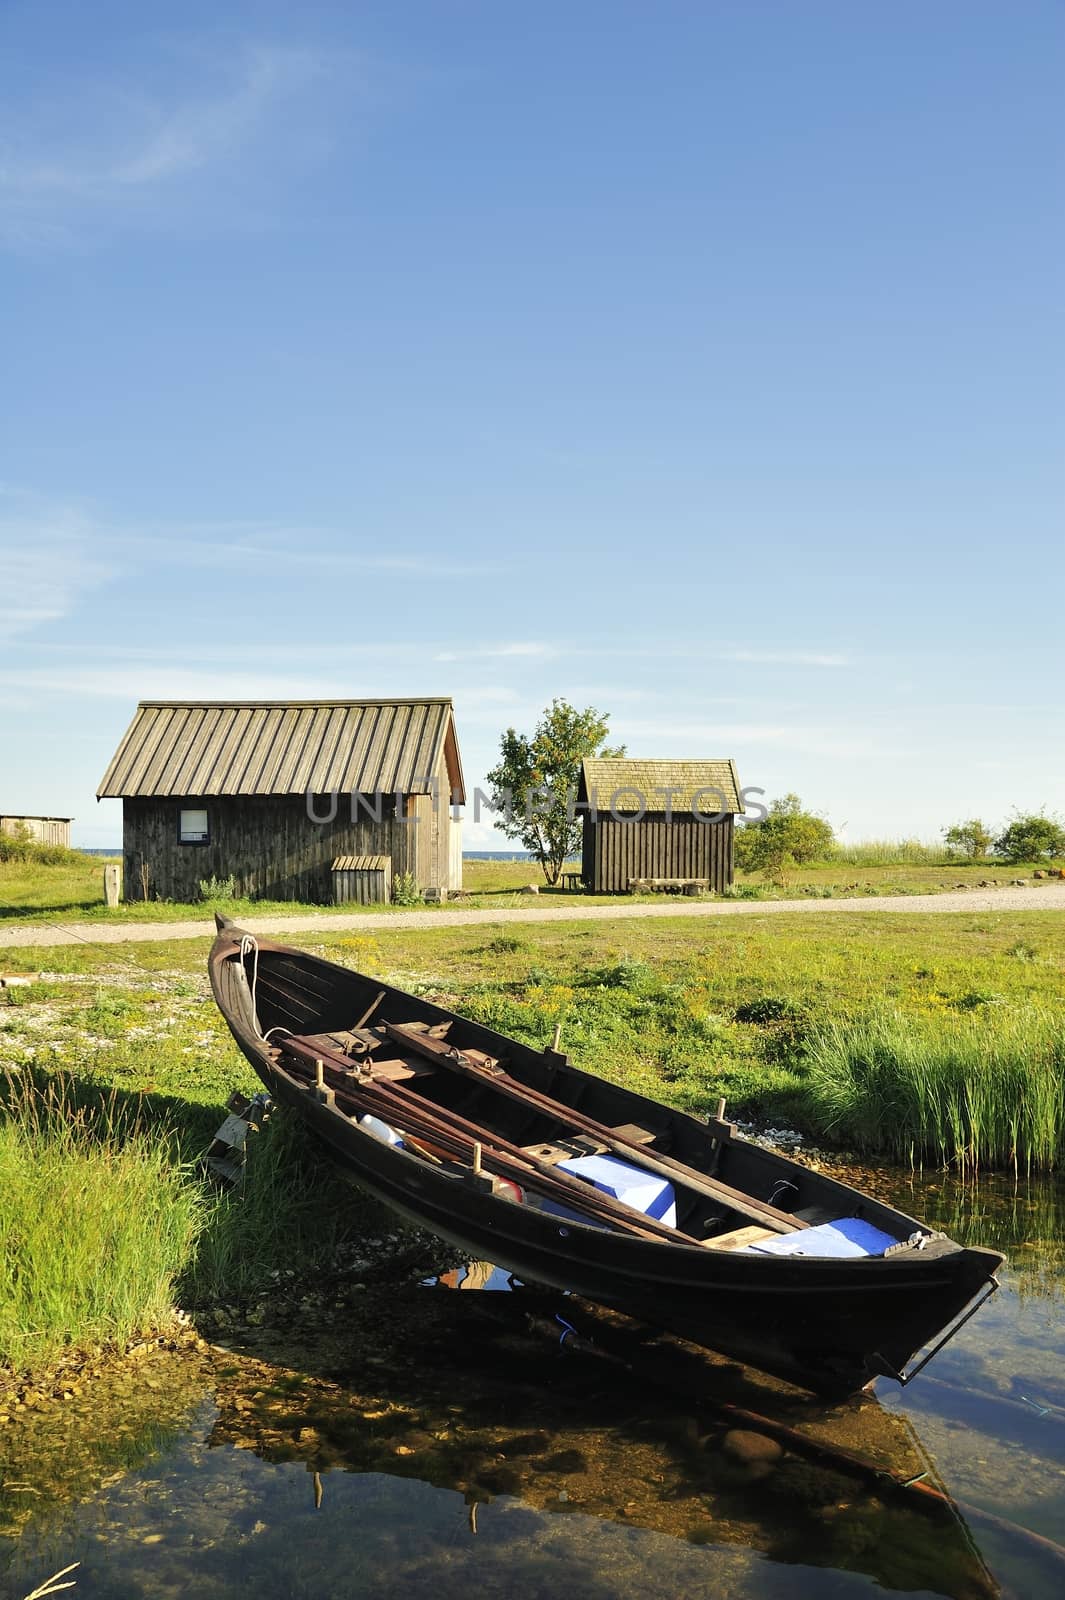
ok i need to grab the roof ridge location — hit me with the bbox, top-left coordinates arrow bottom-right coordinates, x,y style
134,697 -> 455,709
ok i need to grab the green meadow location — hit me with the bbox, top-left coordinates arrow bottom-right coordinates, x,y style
2,906 -> 1063,1374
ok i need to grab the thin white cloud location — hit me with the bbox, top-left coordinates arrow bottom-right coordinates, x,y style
0,666 -> 528,707
0,42 -> 353,246
432,644 -> 848,668
713,649 -> 849,668
434,642 -> 558,663
618,718 -> 878,758
2,47 -> 322,197
109,532 -> 501,581
0,490 -> 116,643
0,488 -> 506,646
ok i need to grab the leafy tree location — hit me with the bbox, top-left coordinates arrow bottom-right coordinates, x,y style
943,818 -> 994,862
734,794 -> 834,883
994,811 -> 1065,864
485,698 -> 624,884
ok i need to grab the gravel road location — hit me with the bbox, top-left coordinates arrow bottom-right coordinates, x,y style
1,884 -> 1062,949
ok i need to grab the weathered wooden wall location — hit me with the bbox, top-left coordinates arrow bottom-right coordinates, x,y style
123,786 -> 454,904
581,813 -> 734,893
404,742 -> 461,892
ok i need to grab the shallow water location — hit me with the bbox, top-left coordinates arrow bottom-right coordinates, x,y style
3,1171 -> 1064,1600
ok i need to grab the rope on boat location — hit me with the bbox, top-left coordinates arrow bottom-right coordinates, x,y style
239,934 -> 262,1036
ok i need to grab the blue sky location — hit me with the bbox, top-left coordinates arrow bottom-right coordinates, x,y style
1,0 -> 1062,850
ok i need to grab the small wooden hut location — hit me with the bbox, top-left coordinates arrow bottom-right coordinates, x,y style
578,758 -> 743,894
1,815 -> 72,848
97,699 -> 464,904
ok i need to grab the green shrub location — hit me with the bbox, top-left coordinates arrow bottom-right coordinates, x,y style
734,995 -> 806,1025
0,823 -> 84,867
84,991 -> 139,1035
735,795 -> 834,880
391,871 -> 423,906
942,819 -> 994,861
483,934 -> 527,955
198,874 -> 238,902
524,961 -> 558,989
593,957 -> 653,991
994,811 -> 1065,864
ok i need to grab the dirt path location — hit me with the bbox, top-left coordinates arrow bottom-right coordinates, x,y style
1,884 -> 1062,949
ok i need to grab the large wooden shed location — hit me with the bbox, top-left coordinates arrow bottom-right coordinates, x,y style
578,758 -> 743,894
97,699 -> 465,904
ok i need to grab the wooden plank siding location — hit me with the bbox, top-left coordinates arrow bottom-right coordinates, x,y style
402,741 -> 459,893
582,814 -> 734,894
123,787 -> 459,904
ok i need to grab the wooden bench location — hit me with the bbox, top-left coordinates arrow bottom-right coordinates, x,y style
629,877 -> 710,896
560,872 -> 584,892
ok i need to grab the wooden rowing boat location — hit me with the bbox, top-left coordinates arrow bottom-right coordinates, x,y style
208,917 -> 1004,1396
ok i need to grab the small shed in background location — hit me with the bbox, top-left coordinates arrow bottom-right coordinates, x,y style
578,758 -> 743,894
1,815 -> 72,848
332,854 -> 392,905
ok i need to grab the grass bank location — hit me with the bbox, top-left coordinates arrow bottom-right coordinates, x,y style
0,1073 -> 203,1371
3,907 -> 1064,1157
0,1061 -> 396,1377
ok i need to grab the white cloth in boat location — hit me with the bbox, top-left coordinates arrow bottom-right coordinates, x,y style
743,1218 -> 897,1258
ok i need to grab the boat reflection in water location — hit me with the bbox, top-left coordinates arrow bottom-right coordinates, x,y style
199,1281 -> 1015,1600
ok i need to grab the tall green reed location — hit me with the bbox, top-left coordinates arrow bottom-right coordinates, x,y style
802,1005 -> 1065,1172
823,838 -> 953,866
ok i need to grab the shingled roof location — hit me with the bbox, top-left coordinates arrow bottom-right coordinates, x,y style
578,758 -> 743,815
97,700 -> 465,802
